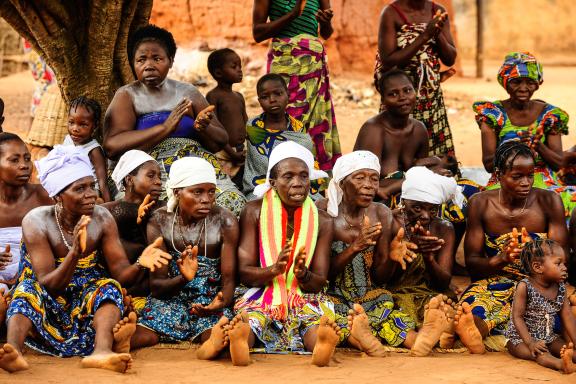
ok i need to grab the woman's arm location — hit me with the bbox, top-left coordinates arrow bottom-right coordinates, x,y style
252,0 -> 304,43
480,123 -> 497,173
433,5 -> 457,66
317,0 -> 334,40
297,211 -> 333,293
535,133 -> 563,171
424,220 -> 454,291
89,148 -> 111,202
371,205 -> 400,284
219,210 -> 239,307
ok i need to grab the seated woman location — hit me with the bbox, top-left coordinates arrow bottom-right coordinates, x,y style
456,141 -> 568,355
234,141 -> 342,366
475,52 -> 576,216
119,157 -> 238,362
0,133 -> 53,294
0,145 -> 171,373
386,166 -> 456,326
318,151 -> 454,357
103,25 -> 245,216
104,150 -> 164,296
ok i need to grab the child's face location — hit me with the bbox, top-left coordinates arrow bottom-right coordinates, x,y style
68,106 -> 95,145
258,81 -> 288,114
538,245 -> 568,282
218,53 -> 243,84
381,75 -> 416,116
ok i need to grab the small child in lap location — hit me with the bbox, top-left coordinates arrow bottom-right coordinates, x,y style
206,48 -> 248,189
64,96 -> 111,202
506,239 -> 576,374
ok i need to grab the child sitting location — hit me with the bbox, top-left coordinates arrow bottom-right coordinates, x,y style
354,69 -> 428,206
506,239 -> 576,374
63,96 -> 111,202
206,48 -> 248,189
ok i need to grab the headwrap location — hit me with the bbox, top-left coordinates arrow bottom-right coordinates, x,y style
111,149 -> 157,192
326,151 -> 381,217
401,166 -> 463,207
253,140 -> 328,198
35,145 -> 94,197
165,157 -> 217,212
497,52 -> 543,90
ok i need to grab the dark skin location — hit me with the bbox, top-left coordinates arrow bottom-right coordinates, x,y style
0,139 -> 52,284
103,41 -> 228,159
465,155 -> 568,337
68,105 -> 111,202
481,78 -> 563,173
257,79 -> 292,131
126,183 -> 238,349
238,157 -> 333,351
507,245 -> 576,371
0,98 -> 4,131
378,0 -> 456,72
354,75 -> 428,201
391,199 -> 455,291
253,0 -> 334,43
206,52 -> 248,165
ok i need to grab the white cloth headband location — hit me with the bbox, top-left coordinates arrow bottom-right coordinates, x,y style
36,145 -> 94,197
166,157 -> 217,212
111,149 -> 157,192
401,166 -> 461,206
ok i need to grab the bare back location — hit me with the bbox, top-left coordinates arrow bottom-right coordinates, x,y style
206,88 -> 248,148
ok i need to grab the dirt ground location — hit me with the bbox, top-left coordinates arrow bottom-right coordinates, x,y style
2,62 -> 576,382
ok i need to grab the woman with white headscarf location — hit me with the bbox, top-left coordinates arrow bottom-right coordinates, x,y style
235,141 -> 340,367
123,157 -> 240,364
318,152 -> 449,357
103,150 -> 164,297
387,166 -> 457,336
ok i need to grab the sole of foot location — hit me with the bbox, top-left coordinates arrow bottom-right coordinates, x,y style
197,316 -> 230,360
347,304 -> 386,357
560,342 -> 576,374
0,343 -> 29,373
410,295 -> 450,357
439,296 -> 457,349
113,311 -> 137,354
311,316 -> 340,367
81,352 -> 132,373
226,312 -> 251,366
454,302 -> 485,354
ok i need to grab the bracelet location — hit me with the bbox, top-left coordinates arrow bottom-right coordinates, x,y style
135,257 -> 146,270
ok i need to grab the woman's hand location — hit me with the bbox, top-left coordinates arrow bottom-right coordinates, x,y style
411,222 -> 444,254
498,227 -> 527,264
71,215 -> 91,256
350,216 -> 382,253
389,227 -> 418,270
194,105 -> 215,132
137,194 -> 156,225
0,244 -> 11,271
528,340 -> 549,357
163,98 -> 192,133
177,245 -> 199,282
138,237 -> 173,272
423,10 -> 447,40
293,246 -> 309,282
270,240 -> 292,276
315,8 -> 333,25
190,291 -> 226,317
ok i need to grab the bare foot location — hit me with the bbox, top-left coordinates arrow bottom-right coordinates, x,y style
197,316 -> 229,360
0,289 -> 7,326
0,343 -> 29,372
347,304 -> 386,357
225,312 -> 251,366
81,352 -> 133,373
311,316 -> 340,367
454,302 -> 485,354
439,296 -> 457,349
113,312 -> 137,353
410,295 -> 449,356
122,288 -> 134,315
560,342 -> 576,374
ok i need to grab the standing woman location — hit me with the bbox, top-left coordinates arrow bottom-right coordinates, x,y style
253,0 -> 341,171
376,0 -> 457,157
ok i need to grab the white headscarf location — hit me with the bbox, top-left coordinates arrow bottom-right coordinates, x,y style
36,145 -> 94,197
166,157 -> 217,212
111,150 -> 157,192
253,140 -> 328,198
401,166 -> 463,207
326,151 -> 381,217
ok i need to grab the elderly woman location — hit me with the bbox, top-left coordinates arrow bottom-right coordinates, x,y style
386,166 -> 457,326
252,0 -> 341,171
234,141 -> 340,366
0,146 -> 171,373
455,141 -> 568,354
319,152 -> 454,357
103,25 -> 245,216
475,52 -> 575,215
115,157 -> 238,363
0,133 -> 52,295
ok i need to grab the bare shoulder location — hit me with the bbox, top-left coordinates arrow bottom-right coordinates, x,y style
149,205 -> 170,226
22,205 -> 52,231
92,205 -> 115,224
373,201 -> 392,219
214,205 -> 239,229
410,118 -> 428,135
242,199 -> 263,221
318,209 -> 334,228
468,189 -> 493,209
28,183 -> 53,205
432,216 -> 454,236
315,198 -> 328,211
234,91 -> 246,101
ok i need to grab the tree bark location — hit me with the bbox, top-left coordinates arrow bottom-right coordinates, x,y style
0,0 -> 153,137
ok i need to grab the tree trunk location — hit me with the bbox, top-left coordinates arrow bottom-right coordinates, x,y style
0,0 -> 153,138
